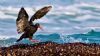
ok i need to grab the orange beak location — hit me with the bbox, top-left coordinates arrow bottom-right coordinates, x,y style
38,25 -> 44,31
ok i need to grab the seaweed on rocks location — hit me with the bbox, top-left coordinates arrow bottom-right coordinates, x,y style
0,41 -> 100,56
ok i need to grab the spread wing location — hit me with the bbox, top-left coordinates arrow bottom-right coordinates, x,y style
16,7 -> 29,34
30,6 -> 52,22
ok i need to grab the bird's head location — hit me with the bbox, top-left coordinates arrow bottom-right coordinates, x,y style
35,23 -> 43,30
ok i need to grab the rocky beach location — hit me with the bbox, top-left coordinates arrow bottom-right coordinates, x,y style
0,41 -> 100,56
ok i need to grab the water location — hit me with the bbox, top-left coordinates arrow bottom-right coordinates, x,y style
0,0 -> 100,47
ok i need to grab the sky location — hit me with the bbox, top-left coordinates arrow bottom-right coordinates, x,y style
0,0 -> 100,7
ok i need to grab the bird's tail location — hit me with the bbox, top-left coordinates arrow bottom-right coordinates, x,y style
16,33 -> 26,42
16,37 -> 23,42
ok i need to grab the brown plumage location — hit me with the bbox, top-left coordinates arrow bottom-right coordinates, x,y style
16,6 -> 52,42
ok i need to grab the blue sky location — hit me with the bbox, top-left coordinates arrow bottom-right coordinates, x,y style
83,0 -> 100,3
0,0 -> 100,7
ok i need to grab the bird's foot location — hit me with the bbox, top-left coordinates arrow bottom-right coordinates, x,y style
30,39 -> 40,43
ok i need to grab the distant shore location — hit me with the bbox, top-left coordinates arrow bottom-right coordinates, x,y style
0,41 -> 100,56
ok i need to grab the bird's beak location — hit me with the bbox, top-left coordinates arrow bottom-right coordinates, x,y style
39,25 -> 44,31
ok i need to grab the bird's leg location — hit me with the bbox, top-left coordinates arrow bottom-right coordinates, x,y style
29,37 -> 40,43
29,37 -> 39,42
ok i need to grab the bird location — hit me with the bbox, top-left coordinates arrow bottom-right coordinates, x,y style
16,6 -> 52,42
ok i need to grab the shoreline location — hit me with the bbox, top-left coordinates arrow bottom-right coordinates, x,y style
0,41 -> 100,56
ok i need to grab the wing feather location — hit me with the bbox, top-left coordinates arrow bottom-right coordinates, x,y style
30,6 -> 52,22
16,7 -> 29,34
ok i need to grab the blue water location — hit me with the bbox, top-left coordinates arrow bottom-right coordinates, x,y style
0,0 -> 100,47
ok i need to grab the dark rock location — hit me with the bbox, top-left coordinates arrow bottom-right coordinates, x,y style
0,41 -> 100,56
